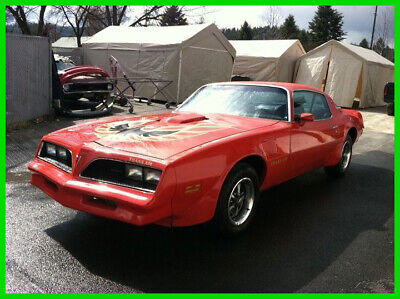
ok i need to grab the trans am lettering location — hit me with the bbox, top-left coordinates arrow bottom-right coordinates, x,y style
95,118 -> 228,142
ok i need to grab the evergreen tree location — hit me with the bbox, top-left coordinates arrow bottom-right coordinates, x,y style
238,21 -> 253,40
298,29 -> 313,51
359,38 -> 369,48
222,28 -> 239,40
373,37 -> 386,55
251,25 -> 278,39
279,15 -> 299,39
159,6 -> 188,26
309,6 -> 346,47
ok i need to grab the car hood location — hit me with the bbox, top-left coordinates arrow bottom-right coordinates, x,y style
58,66 -> 109,85
48,112 -> 280,160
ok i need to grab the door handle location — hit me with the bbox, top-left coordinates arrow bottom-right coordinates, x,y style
332,125 -> 338,130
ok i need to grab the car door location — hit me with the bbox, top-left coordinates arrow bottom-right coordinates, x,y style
289,90 -> 337,177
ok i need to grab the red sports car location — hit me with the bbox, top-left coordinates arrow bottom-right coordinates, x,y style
28,82 -> 363,233
54,55 -> 114,116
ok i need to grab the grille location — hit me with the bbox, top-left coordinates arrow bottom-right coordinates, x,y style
38,142 -> 72,173
80,159 -> 159,192
69,83 -> 110,92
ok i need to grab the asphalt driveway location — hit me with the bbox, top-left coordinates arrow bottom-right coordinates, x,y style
5,106 -> 394,293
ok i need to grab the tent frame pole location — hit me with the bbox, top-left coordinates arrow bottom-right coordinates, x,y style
176,47 -> 183,104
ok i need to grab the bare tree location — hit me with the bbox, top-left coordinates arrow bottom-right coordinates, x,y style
182,6 -> 217,24
195,15 -> 205,24
376,6 -> 391,48
262,6 -> 282,28
52,6 -> 91,47
130,6 -> 163,26
131,6 -> 215,27
84,6 -> 164,34
84,6 -> 109,35
107,6 -> 128,25
85,6 -> 128,34
6,6 -> 48,35
6,9 -> 14,23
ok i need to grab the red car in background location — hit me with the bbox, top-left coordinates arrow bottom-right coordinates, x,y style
28,82 -> 363,233
54,55 -> 114,117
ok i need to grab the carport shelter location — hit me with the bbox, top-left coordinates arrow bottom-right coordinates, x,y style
82,24 -> 236,103
52,37 -> 90,65
294,40 -> 394,108
230,39 -> 305,82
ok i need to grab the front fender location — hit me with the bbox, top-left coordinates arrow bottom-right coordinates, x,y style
168,132 -> 270,227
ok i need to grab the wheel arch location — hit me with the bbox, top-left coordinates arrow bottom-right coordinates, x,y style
347,127 -> 357,144
227,154 -> 267,187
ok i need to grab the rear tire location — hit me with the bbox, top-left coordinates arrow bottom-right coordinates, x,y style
325,135 -> 353,178
212,163 -> 259,234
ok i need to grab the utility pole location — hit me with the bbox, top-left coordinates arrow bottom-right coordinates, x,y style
370,6 -> 378,49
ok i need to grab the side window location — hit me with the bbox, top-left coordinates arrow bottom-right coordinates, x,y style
293,91 -> 331,120
312,93 -> 332,120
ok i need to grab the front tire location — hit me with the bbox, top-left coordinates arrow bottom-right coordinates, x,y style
325,135 -> 353,178
213,163 -> 259,234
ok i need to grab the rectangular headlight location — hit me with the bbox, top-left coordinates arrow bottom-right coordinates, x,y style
144,168 -> 161,186
125,164 -> 143,181
63,83 -> 71,91
81,159 -> 161,192
57,147 -> 68,160
38,142 -> 72,172
46,143 -> 56,157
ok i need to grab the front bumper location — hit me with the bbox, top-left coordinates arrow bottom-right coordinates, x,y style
28,158 -> 172,226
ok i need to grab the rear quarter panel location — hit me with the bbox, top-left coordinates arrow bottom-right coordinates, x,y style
322,95 -> 364,166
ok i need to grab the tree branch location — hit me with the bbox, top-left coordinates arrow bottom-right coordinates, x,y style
130,6 -> 162,26
36,6 -> 46,35
117,6 -> 127,25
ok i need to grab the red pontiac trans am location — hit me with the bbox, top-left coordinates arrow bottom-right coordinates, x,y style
28,82 -> 363,233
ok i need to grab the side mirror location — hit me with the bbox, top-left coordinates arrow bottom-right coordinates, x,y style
295,112 -> 314,122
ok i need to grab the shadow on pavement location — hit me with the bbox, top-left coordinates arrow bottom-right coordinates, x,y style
46,151 -> 393,292
359,106 -> 388,115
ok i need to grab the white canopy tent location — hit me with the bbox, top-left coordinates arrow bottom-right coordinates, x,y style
295,40 -> 394,108
82,24 -> 236,103
52,37 -> 90,65
230,40 -> 305,82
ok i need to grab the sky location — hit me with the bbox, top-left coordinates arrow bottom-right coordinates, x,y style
187,6 -> 395,47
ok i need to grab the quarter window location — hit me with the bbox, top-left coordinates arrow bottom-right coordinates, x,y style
293,91 -> 332,120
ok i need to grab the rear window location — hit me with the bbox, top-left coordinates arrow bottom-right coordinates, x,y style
56,61 -> 75,71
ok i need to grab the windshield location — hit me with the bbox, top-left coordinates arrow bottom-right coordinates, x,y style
56,61 -> 75,71
178,84 -> 289,121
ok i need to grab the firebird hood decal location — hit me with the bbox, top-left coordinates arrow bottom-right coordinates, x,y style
47,112 -> 280,160
92,114 -> 248,159
94,118 -> 230,142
